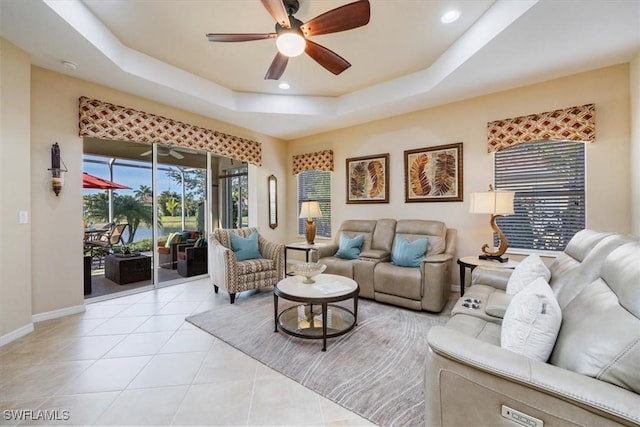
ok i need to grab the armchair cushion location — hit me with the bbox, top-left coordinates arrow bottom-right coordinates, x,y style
391,234 -> 427,267
501,277 -> 562,362
230,232 -> 262,261
335,234 -> 364,260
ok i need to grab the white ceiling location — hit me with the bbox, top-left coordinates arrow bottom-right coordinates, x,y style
1,0 -> 639,140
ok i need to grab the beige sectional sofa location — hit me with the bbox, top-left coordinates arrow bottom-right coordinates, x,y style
316,219 -> 457,313
425,230 -> 640,426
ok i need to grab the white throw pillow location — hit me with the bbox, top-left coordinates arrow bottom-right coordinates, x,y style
501,277 -> 562,362
506,254 -> 551,295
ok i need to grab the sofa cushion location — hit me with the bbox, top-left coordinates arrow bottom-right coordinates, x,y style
485,291 -> 512,318
374,262 -> 422,300
506,254 -> 551,295
391,234 -> 427,267
230,232 -> 262,261
319,257 -> 355,278
335,234 -> 364,260
550,242 -> 640,393
395,220 -> 447,255
501,278 -> 562,362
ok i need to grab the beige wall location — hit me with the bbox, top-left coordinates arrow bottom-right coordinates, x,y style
287,64 -> 632,285
630,52 -> 640,235
0,40 -> 33,339
29,66 -> 287,318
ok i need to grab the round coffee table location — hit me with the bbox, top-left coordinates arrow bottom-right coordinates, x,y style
274,273 -> 359,351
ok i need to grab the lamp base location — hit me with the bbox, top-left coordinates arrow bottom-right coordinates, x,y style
479,254 -> 509,263
305,219 -> 316,245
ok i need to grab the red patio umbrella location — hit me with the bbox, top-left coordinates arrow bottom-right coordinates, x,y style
82,172 -> 130,190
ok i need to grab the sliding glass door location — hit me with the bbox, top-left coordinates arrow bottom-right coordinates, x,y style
83,139 -> 213,298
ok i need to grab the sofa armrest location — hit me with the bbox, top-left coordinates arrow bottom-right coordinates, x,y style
426,326 -> 640,426
316,243 -> 338,259
420,253 -> 454,312
470,266 -> 512,291
359,249 -> 389,260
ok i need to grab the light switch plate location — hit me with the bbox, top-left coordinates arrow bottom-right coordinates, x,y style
19,211 -> 29,224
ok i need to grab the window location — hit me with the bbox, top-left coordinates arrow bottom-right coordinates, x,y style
494,140 -> 585,252
297,170 -> 331,238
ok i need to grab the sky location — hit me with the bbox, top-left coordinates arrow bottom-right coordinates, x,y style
83,155 -> 182,197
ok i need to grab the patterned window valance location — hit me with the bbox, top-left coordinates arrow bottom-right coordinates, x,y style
78,96 -> 262,166
292,150 -> 334,175
487,104 -> 595,153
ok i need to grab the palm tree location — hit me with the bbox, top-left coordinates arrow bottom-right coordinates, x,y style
134,185 -> 152,203
113,195 -> 154,244
165,198 -> 180,216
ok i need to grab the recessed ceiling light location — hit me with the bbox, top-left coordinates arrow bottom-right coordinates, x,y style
278,82 -> 291,90
441,9 -> 460,24
61,60 -> 78,70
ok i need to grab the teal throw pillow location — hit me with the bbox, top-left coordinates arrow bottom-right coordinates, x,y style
335,234 -> 365,260
230,232 -> 261,261
391,235 -> 428,267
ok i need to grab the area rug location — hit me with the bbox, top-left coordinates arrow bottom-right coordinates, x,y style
186,291 -> 451,426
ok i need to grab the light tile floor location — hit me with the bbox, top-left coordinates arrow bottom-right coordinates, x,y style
0,279 -> 374,426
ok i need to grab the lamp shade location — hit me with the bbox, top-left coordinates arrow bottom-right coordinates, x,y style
469,190 -> 514,215
299,201 -> 322,219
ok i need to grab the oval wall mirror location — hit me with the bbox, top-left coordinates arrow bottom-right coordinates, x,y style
268,175 -> 278,229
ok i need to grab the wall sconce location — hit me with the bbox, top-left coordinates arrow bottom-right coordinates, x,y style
469,185 -> 515,262
298,200 -> 322,245
49,142 -> 68,196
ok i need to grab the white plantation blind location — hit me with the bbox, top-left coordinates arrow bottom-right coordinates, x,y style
297,170 -> 332,238
494,140 -> 585,252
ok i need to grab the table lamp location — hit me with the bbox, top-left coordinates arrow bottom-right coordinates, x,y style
299,200 -> 322,245
469,185 -> 515,262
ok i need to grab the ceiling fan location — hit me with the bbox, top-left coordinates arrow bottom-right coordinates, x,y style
206,0 -> 370,80
140,148 -> 185,159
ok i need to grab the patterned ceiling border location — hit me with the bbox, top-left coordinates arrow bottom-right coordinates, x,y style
487,104 -> 595,153
292,150 -> 334,175
78,96 -> 262,166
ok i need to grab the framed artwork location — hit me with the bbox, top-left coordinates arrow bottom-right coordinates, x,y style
346,153 -> 389,204
404,142 -> 463,202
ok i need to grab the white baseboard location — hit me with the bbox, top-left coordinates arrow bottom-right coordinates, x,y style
31,304 -> 85,323
0,323 -> 34,347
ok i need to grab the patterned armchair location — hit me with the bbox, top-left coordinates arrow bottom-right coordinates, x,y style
210,227 -> 285,304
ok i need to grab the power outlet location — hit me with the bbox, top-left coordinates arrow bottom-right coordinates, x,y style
501,405 -> 543,427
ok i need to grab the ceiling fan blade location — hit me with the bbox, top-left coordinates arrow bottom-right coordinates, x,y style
261,0 -> 291,29
304,40 -> 351,75
301,0 -> 370,37
140,149 -> 152,156
264,52 -> 289,80
206,33 -> 276,42
169,149 -> 185,160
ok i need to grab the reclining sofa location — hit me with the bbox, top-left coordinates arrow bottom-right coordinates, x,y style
316,219 -> 457,313
425,230 -> 640,426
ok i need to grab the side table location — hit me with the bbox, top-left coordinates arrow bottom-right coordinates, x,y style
457,256 -> 519,296
284,242 -> 329,276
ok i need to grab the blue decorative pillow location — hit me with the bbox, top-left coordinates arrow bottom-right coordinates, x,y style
230,232 -> 261,261
391,235 -> 428,267
335,234 -> 365,260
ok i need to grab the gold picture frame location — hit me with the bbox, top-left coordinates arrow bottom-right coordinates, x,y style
346,153 -> 389,204
404,143 -> 463,202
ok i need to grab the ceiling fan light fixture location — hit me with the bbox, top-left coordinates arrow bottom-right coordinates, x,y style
276,32 -> 306,57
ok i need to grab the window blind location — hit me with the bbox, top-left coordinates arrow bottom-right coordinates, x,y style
297,170 -> 332,238
494,140 -> 585,252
